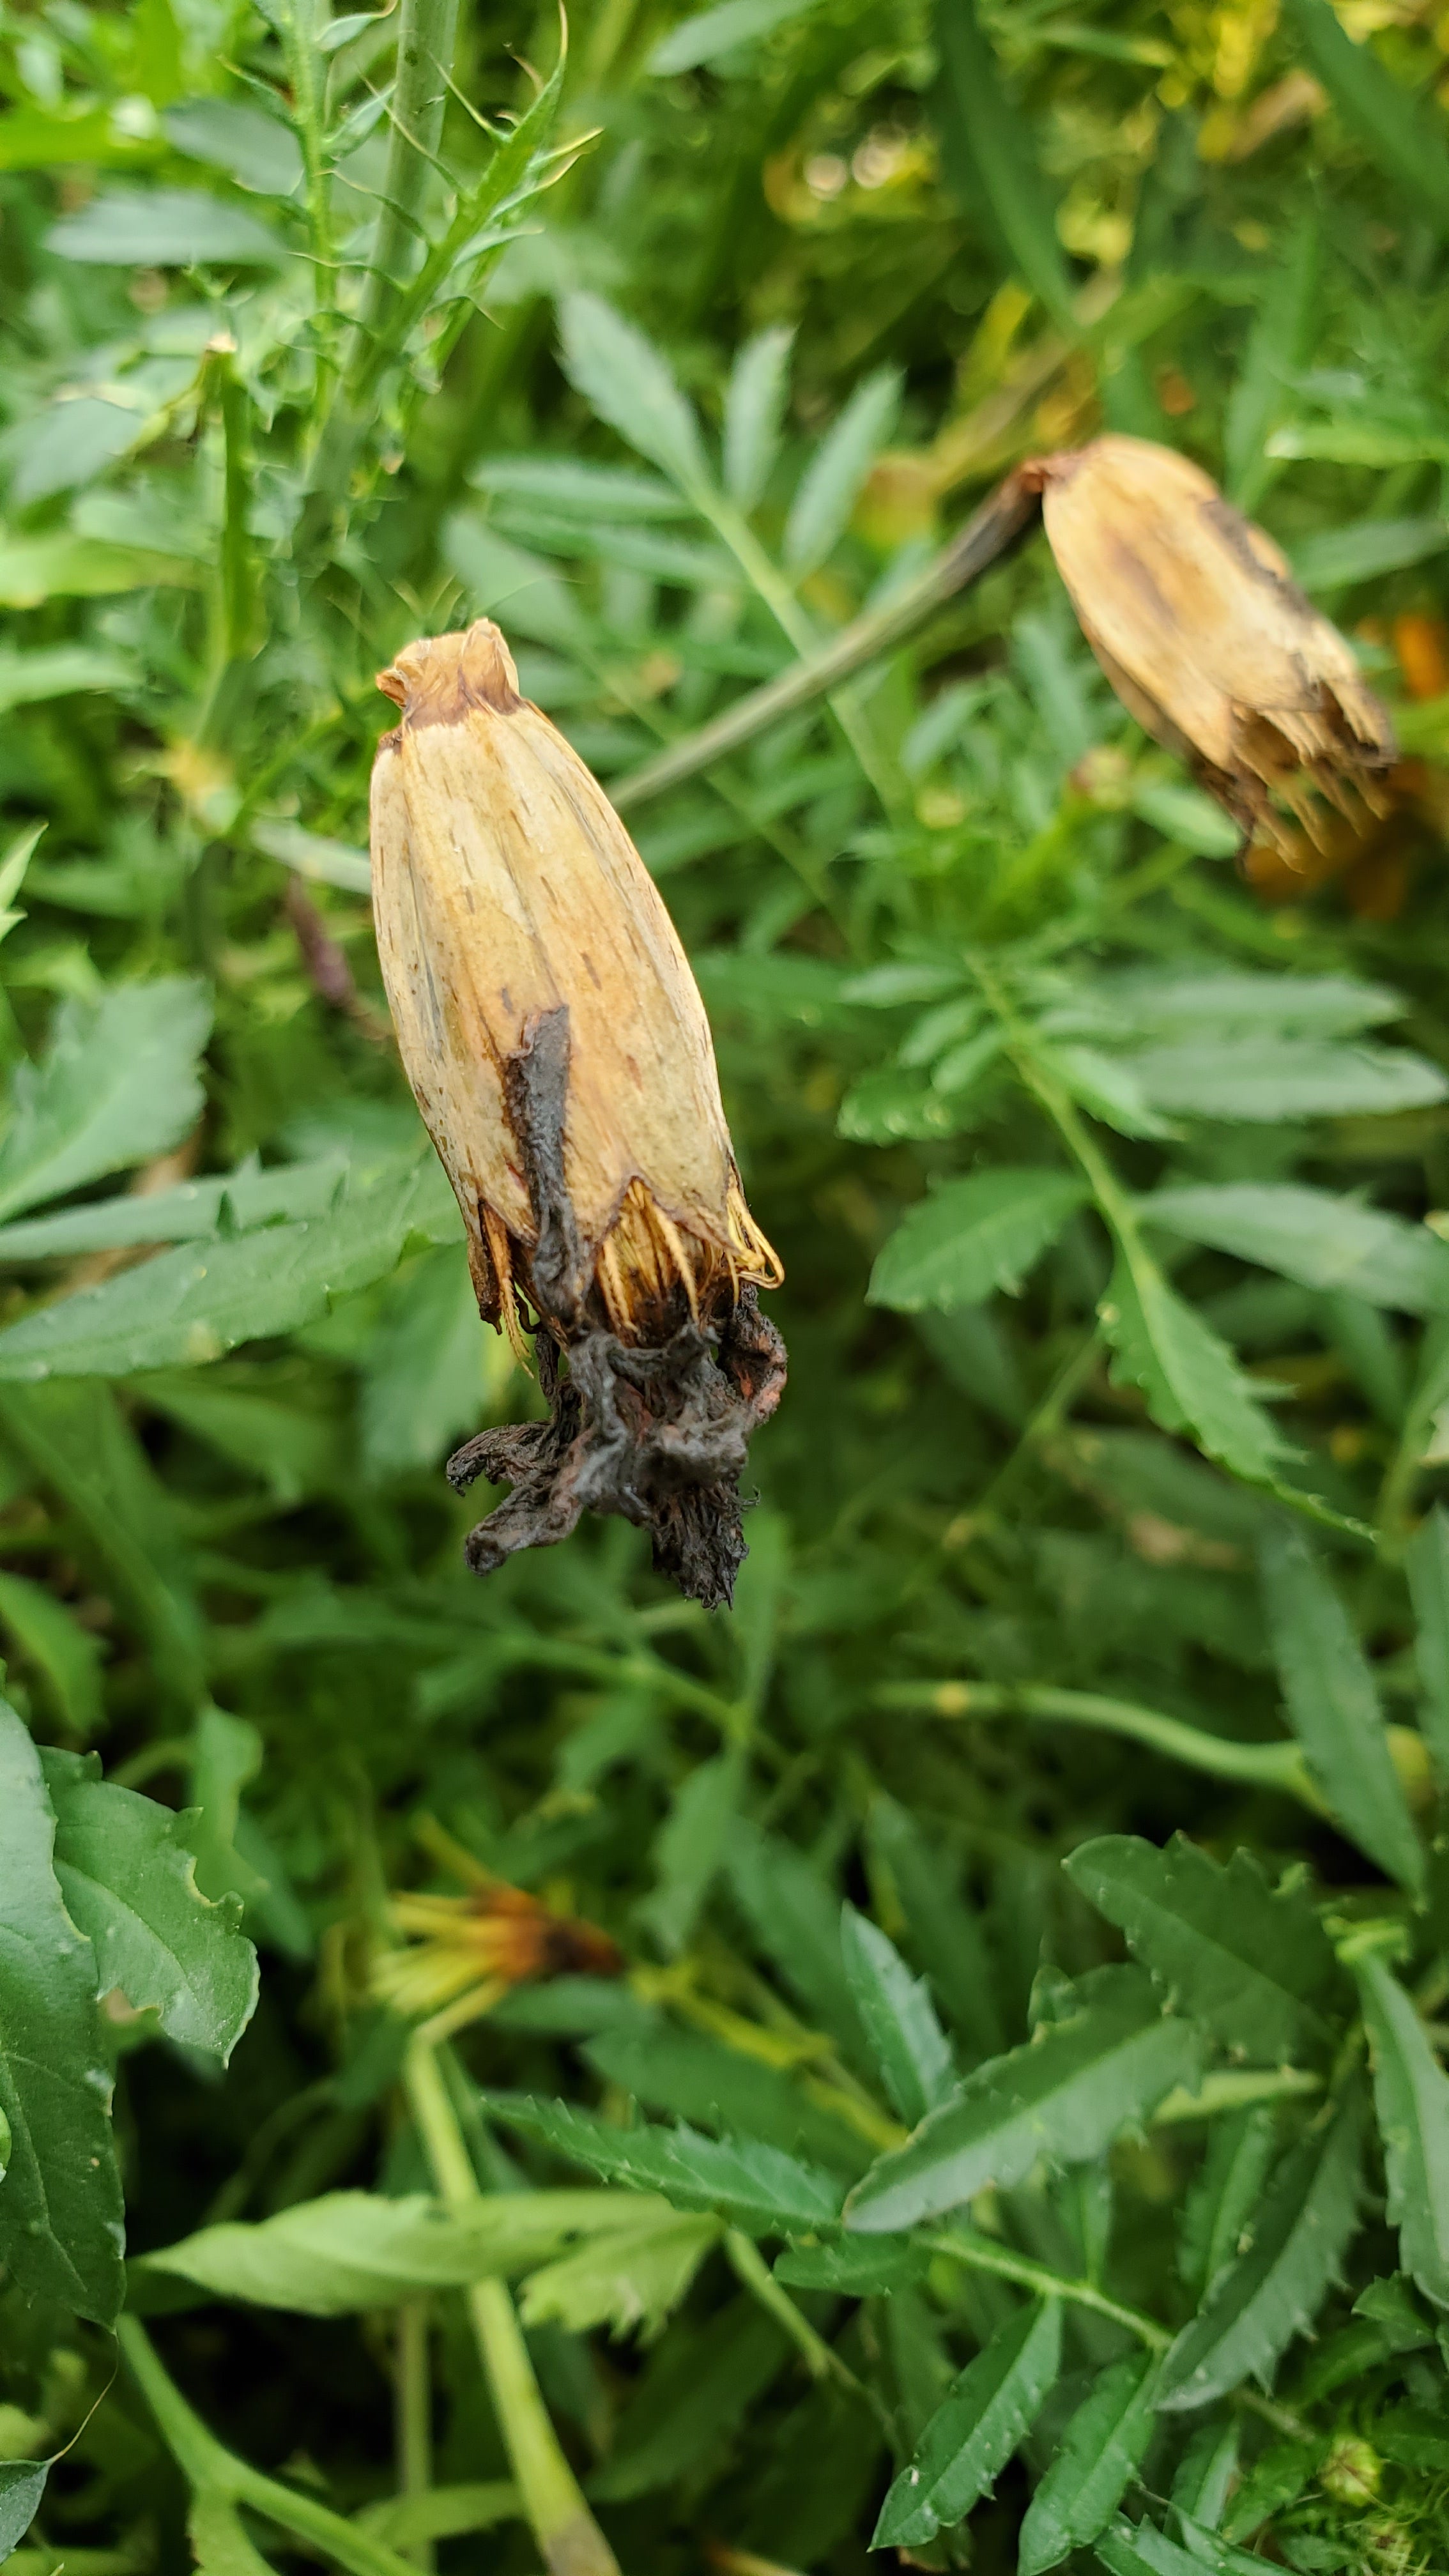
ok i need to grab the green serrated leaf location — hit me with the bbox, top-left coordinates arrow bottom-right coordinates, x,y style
40,1747 -> 257,2061
866,1795 -> 1006,2064
1259,1526 -> 1423,1892
0,1703 -> 123,2324
869,1169 -> 1086,1314
1144,1183 -> 1449,1316
135,2189 -> 654,2312
1064,1834 -> 1339,2062
1406,1505 -> 1449,1786
518,2207 -> 721,2340
583,2020 -> 870,2175
0,2462 -> 48,2566
1155,2096 -> 1363,2409
0,977 -> 211,1225
490,2096 -> 843,2234
557,292 -> 710,495
845,1968 -> 1200,2233
0,1156 -> 459,1379
840,1903 -> 955,2128
1177,2106 -> 1280,2300
722,324 -> 795,510
1126,1038 -> 1446,1123
1018,2352 -> 1158,2573
1349,1949 -> 1449,2310
1100,1254 -> 1286,1488
873,2299 -> 1062,2549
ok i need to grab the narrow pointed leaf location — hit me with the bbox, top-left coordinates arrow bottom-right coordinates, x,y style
1259,1525 -> 1423,1892
0,978 -> 211,1224
846,1969 -> 1200,2233
1406,1505 -> 1449,1785
841,1903 -> 955,2128
1350,1949 -> 1449,2310
490,2095 -> 843,2234
1100,1254 -> 1286,1487
1144,1182 -> 1449,1316
870,1169 -> 1086,1313
1064,1834 -> 1339,2062
135,2188 -> 656,2312
1018,2353 -> 1158,2573
558,293 -> 710,494
722,324 -> 794,510
1155,2097 -> 1363,2409
873,2299 -> 1062,2549
0,1703 -> 123,2324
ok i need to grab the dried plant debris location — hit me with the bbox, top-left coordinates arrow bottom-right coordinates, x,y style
1030,434 -> 1398,854
370,620 -> 785,1606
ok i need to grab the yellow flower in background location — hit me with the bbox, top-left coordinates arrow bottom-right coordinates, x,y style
377,1864 -> 624,2043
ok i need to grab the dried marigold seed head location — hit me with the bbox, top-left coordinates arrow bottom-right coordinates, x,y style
370,619 -> 786,1610
1028,434 -> 1397,855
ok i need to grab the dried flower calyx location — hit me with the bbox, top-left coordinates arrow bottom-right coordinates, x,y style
370,619 -> 785,1608
1028,434 -> 1397,854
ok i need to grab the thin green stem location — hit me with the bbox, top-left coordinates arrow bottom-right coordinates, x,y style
402,2035 -> 620,2576
358,0 -> 461,341
688,489 -> 899,818
965,1322 -> 1103,1532
394,2301 -> 434,2573
724,2232 -> 893,2435
280,0 -> 337,360
117,2319 -> 424,2576
926,2228 -> 1170,2350
612,470 -> 1041,814
877,1677 -> 1318,1804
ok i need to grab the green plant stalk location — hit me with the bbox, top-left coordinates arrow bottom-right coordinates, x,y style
279,0 -> 337,361
686,484 -> 901,820
359,0 -> 461,338
724,2230 -> 892,2434
611,469 -> 1042,814
216,355 -> 256,670
117,2318 -> 424,2576
394,2301 -> 434,2573
877,1677 -> 1318,1803
402,2034 -> 620,2576
927,2228 -> 1170,2350
301,0 -> 462,526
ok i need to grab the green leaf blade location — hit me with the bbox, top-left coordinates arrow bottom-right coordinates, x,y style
1064,1834 -> 1339,2063
1259,1526 -> 1423,1892
1017,2352 -> 1158,2573
870,1169 -> 1086,1313
845,1970 -> 1200,2233
0,1703 -> 123,2324
873,2299 -> 1062,2549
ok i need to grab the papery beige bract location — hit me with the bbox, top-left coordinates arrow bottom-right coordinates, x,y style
1031,434 -> 1397,852
369,619 -> 785,1608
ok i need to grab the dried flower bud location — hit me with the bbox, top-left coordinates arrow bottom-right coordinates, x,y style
1029,434 -> 1397,852
371,619 -> 785,1607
